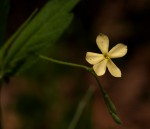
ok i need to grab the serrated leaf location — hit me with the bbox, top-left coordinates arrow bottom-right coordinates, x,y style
0,0 -> 79,77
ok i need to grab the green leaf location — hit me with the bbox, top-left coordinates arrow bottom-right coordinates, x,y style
0,0 -> 79,77
0,9 -> 38,79
0,9 -> 38,61
0,0 -> 10,45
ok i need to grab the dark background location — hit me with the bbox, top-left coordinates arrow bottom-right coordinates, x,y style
1,0 -> 150,129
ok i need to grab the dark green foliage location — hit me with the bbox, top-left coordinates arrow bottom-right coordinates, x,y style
0,0 -> 79,79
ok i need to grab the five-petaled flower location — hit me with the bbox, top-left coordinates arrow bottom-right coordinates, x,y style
86,33 -> 127,77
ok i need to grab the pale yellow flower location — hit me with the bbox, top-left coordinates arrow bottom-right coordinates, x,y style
86,33 -> 127,77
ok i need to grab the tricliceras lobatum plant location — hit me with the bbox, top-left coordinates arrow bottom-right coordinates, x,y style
0,0 -> 128,128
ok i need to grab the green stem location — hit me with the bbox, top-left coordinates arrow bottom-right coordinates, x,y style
39,55 -> 90,70
39,54 -> 122,124
89,69 -> 106,96
90,69 -> 122,124
39,55 -> 106,99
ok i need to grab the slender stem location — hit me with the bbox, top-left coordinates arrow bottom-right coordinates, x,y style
68,86 -> 95,129
39,54 -> 121,124
89,69 -> 106,96
39,55 -> 90,71
90,69 -> 122,124
39,55 -> 104,93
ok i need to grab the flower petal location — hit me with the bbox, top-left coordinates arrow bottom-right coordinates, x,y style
86,52 -> 105,65
93,59 -> 108,76
96,33 -> 109,54
108,43 -> 127,58
107,59 -> 121,77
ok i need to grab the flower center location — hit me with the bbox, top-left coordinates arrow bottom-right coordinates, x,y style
104,54 -> 110,59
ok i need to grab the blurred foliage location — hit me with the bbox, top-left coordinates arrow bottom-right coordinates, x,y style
0,0 -> 79,80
